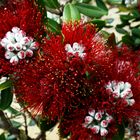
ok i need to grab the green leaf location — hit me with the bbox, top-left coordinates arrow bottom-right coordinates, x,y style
0,88 -> 13,110
132,9 -> 140,18
42,0 -> 60,9
11,120 -> 22,128
81,0 -> 92,3
115,27 -> 128,34
7,107 -> 22,115
107,0 -> 122,5
0,133 -> 6,140
120,14 -> 134,22
40,117 -> 58,131
63,3 -> 81,22
91,19 -> 106,30
132,28 -> 140,37
100,30 -> 110,39
0,80 -> 12,91
95,0 -> 108,11
75,3 -> 108,18
47,18 -> 61,34
122,35 -> 134,46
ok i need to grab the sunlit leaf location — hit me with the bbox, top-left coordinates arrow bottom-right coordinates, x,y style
47,18 -> 61,34
75,3 -> 108,18
63,3 -> 81,22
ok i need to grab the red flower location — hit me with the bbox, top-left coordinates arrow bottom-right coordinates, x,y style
14,22 -> 109,120
0,0 -> 44,76
89,46 -> 140,123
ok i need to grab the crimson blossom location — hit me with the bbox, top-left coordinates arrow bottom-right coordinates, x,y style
0,0 -> 44,76
13,22 -> 112,121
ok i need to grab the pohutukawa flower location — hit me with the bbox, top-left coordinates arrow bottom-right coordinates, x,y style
0,27 -> 39,65
89,46 -> 140,124
106,81 -> 135,106
0,0 -> 43,75
83,109 -> 113,136
13,22 -> 109,120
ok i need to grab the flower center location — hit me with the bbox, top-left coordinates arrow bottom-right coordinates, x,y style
0,27 -> 39,65
65,42 -> 86,59
106,81 -> 135,106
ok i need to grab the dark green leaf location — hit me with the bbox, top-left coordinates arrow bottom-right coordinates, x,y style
42,0 -> 60,9
0,133 -> 6,140
115,27 -> 128,34
40,118 -> 58,131
75,3 -> 108,18
122,35 -> 134,46
47,18 -> 61,34
132,9 -> 140,18
0,80 -> 12,91
63,3 -> 81,22
95,0 -> 108,11
132,28 -> 140,37
0,88 -> 13,110
91,19 -> 106,30
11,120 -> 22,128
7,107 -> 21,115
120,14 -> 134,22
81,0 -> 92,3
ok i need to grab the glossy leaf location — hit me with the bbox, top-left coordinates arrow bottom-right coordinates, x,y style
0,80 -> 12,91
115,27 -> 128,34
63,3 -> 81,22
0,88 -> 13,110
75,3 -> 108,18
91,19 -> 106,30
122,35 -> 134,46
7,107 -> 22,115
42,0 -> 60,9
95,0 -> 108,11
132,28 -> 140,37
47,18 -> 61,34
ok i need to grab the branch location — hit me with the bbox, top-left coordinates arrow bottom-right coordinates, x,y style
0,110 -> 20,136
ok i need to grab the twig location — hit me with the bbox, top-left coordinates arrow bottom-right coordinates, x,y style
23,112 -> 28,136
0,110 -> 20,136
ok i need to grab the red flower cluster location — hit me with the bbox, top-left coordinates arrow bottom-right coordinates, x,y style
0,0 -> 44,76
0,1 -> 140,139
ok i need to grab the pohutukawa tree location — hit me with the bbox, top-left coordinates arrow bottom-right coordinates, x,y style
0,0 -> 140,140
